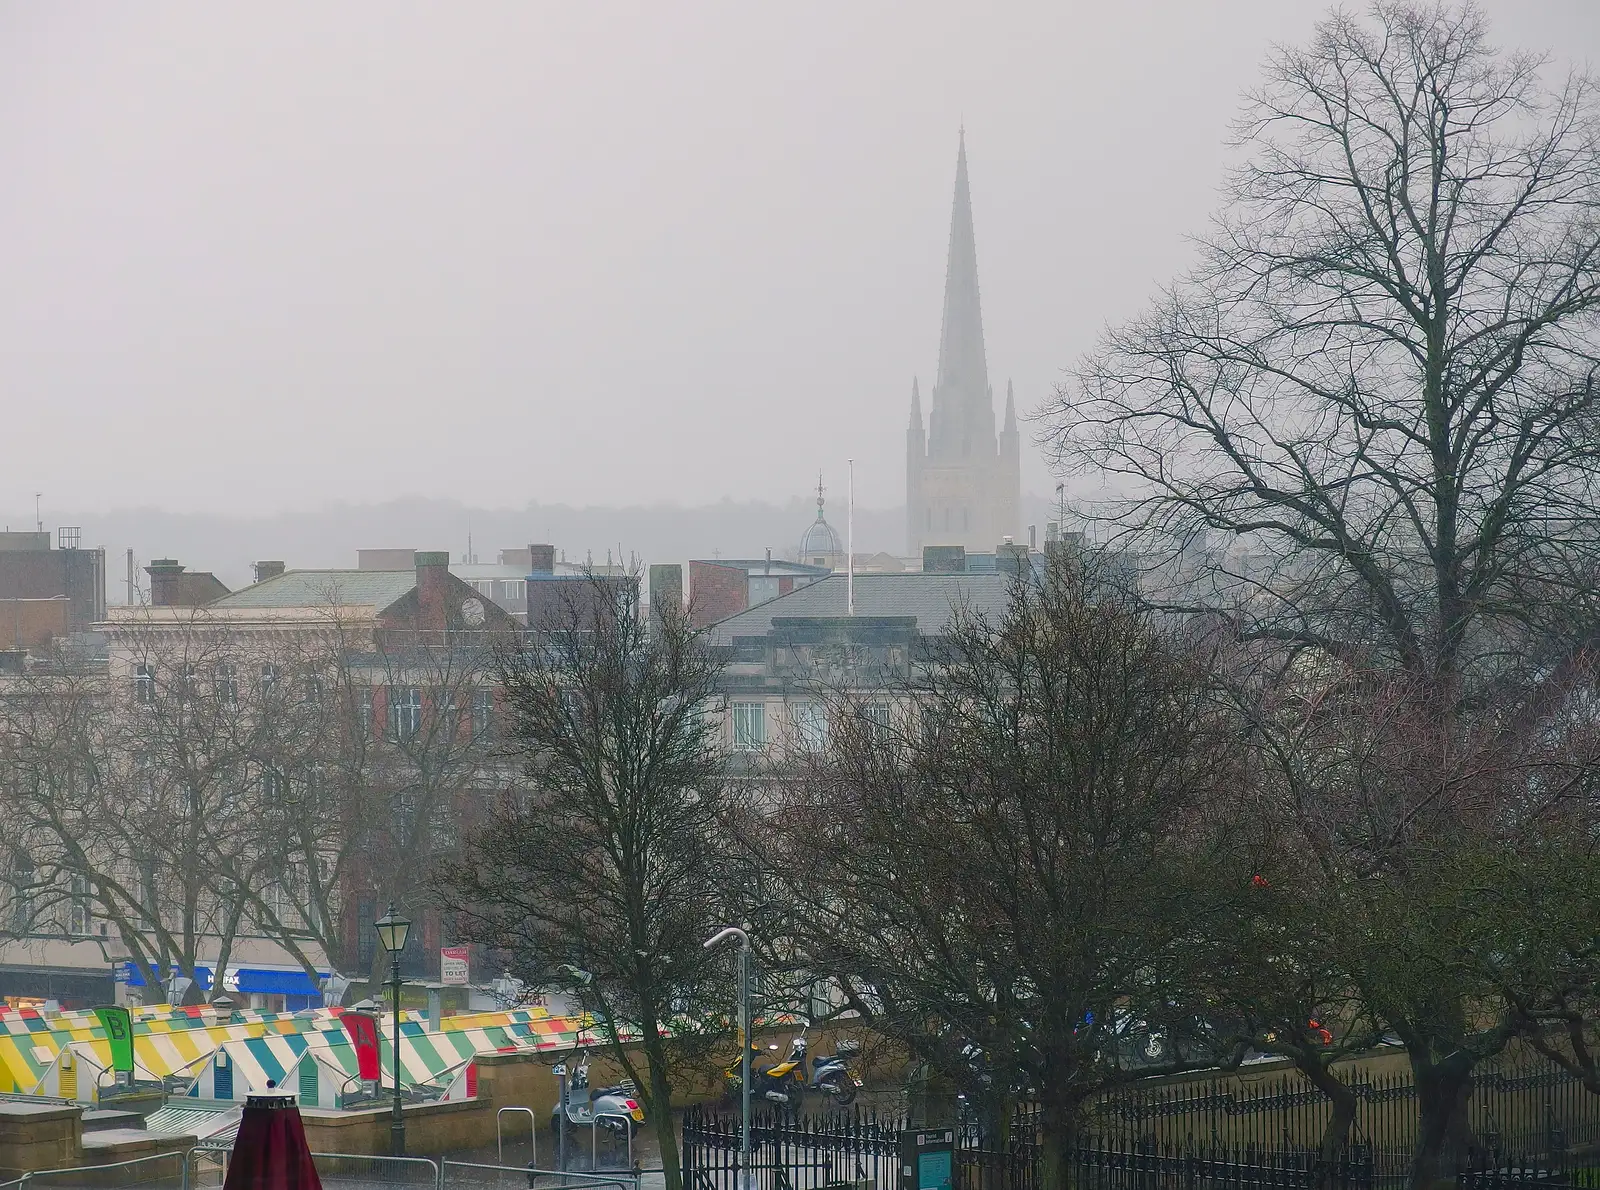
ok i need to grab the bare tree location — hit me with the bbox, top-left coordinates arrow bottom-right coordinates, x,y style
1045,6 -> 1600,1183
758,556 -> 1247,1190
1049,2 -> 1600,685
437,574 -> 733,1190
349,627 -> 499,991
0,613 -> 381,1003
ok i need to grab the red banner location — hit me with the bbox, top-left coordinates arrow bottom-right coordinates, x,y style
341,1011 -> 381,1081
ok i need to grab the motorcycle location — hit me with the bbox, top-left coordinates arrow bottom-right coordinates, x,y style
548,1051 -> 645,1145
723,1034 -> 864,1110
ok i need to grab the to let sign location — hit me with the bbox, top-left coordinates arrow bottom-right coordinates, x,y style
440,946 -> 470,986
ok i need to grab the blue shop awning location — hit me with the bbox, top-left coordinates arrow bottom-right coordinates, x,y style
232,968 -> 326,996
120,963 -> 329,995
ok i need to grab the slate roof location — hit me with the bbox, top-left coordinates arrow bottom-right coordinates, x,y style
208,570 -> 417,611
707,573 -> 1012,645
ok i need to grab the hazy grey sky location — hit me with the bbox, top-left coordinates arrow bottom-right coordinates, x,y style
3,2 -> 1595,520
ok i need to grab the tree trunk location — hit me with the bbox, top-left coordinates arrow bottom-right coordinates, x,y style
640,1032 -> 683,1190
1410,1056 -> 1474,1190
1037,1095 -> 1083,1190
1297,1058 -> 1357,1189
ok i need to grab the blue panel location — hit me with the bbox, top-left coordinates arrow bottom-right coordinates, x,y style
214,1061 -> 233,1100
234,969 -> 325,995
122,964 -> 214,989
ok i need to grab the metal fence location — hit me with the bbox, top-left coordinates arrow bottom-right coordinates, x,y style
682,1056 -> 1600,1190
1088,1057 -> 1600,1173
0,1148 -> 646,1190
0,1152 -> 191,1190
189,1147 -> 441,1190
682,1106 -> 902,1190
679,1107 -> 1385,1190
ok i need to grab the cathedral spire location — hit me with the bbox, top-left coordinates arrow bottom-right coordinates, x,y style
909,377 -> 924,432
928,129 -> 994,461
1003,379 -> 1016,433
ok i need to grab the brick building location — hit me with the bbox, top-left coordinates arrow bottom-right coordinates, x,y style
0,529 -> 106,642
687,559 -> 830,628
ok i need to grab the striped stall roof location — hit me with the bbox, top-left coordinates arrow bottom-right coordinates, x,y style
0,1005 -> 604,1102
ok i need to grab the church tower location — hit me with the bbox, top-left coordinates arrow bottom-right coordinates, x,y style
906,131 -> 1021,556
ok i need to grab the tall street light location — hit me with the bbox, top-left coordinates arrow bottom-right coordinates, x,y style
703,927 -> 751,1190
374,904 -> 412,1157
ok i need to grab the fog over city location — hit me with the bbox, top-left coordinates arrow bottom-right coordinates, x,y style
2,1 -> 1595,566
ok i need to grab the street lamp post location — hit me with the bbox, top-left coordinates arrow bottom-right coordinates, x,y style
374,904 -> 412,1158
704,927 -> 751,1190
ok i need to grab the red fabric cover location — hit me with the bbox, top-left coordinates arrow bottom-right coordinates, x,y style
222,1095 -> 324,1190
341,1012 -> 381,1081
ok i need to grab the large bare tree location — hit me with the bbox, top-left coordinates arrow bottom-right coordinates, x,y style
1045,6 -> 1600,1184
437,573 -> 733,1190
1049,1 -> 1600,686
758,556 -> 1247,1190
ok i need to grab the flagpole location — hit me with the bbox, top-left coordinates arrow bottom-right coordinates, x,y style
847,459 -> 855,616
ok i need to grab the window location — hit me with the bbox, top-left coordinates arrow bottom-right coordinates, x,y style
790,701 -> 828,752
732,702 -> 766,751
473,688 -> 493,738
389,687 -> 423,739
131,752 -> 154,797
68,876 -> 91,937
263,877 -> 303,930
304,673 -> 325,705
260,663 -> 280,696
861,702 -> 891,741
357,898 -> 375,965
134,663 -> 156,705
261,767 -> 290,803
214,663 -> 238,707
10,862 -> 33,934
303,765 -> 326,806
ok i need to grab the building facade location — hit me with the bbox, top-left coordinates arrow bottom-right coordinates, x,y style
707,571 -> 1012,756
906,133 -> 1021,556
0,551 -> 517,1010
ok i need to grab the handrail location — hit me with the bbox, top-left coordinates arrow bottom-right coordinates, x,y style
11,1147 -> 195,1190
498,1105 -> 538,1166
443,1158 -> 636,1190
190,1144 -> 441,1190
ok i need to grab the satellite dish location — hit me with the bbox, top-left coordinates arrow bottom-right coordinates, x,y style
461,598 -> 486,626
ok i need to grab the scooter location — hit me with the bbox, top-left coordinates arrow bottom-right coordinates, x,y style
549,1052 -> 644,1146
724,1035 -> 864,1110
809,1038 -> 864,1106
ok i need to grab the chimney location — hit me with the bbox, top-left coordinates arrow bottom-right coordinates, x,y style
528,544 -> 556,575
254,560 -> 286,584
415,550 -> 452,631
146,559 -> 187,608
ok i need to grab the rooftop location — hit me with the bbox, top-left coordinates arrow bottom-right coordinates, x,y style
707,572 -> 1012,645
209,569 -> 417,611
691,559 -> 832,577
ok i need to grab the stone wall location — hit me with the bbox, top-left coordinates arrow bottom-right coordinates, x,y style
0,1103 -> 82,1179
